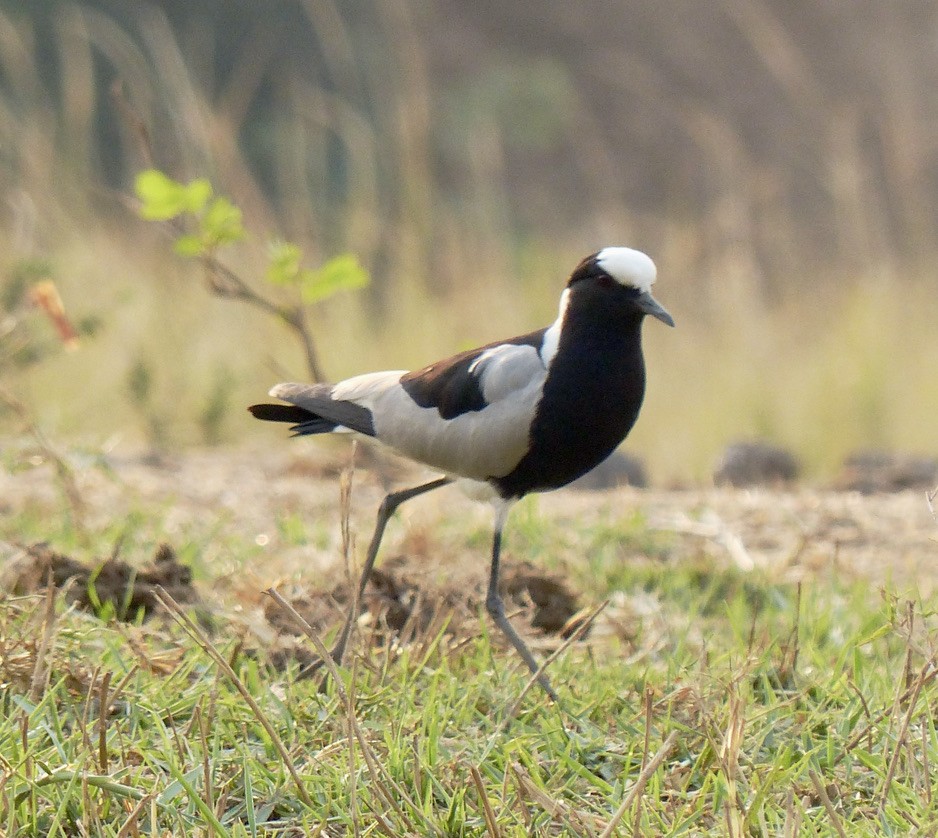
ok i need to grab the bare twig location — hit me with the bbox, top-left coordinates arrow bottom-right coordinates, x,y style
782,787 -> 800,838
97,670 -> 112,774
783,581 -> 802,677
598,730 -> 679,838
503,599 -> 609,723
154,587 -> 316,808
469,764 -> 502,838
340,442 -> 357,634
0,384 -> 87,535
837,657 -> 938,764
115,791 -> 158,838
264,587 -> 441,836
926,487 -> 938,523
346,657 -> 360,838
880,660 -> 929,813
197,704 -> 214,837
28,570 -> 58,704
110,80 -> 154,168
110,81 -> 326,382
846,679 -> 874,753
632,685 -> 655,838
808,770 -> 847,838
923,718 -> 932,806
510,763 -> 571,827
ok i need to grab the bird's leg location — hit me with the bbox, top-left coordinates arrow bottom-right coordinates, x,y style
484,502 -> 561,703
329,476 -> 452,666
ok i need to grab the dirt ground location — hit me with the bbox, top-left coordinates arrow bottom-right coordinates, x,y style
2,443 -> 937,647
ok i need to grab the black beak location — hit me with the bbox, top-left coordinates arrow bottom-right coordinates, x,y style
636,291 -> 675,327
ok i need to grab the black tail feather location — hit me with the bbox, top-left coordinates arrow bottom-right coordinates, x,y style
248,403 -> 313,424
248,403 -> 339,436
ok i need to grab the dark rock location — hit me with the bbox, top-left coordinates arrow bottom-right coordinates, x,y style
567,450 -> 648,491
832,450 -> 938,493
713,441 -> 799,488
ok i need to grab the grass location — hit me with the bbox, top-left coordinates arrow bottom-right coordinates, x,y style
3,489 -> 938,836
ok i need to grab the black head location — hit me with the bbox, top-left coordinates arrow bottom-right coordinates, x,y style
567,247 -> 674,326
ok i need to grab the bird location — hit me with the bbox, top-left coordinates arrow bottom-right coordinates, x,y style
249,246 -> 674,701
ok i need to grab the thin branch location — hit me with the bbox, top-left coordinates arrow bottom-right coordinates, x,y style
154,587 -> 316,809
926,486 -> 938,523
808,770 -> 848,838
28,571 -> 58,704
110,81 -> 326,383
0,384 -> 87,535
598,730 -> 679,838
469,764 -> 502,838
837,655 -> 938,764
109,80 -> 154,168
503,599 -> 609,723
264,587 -> 442,836
880,660 -> 930,813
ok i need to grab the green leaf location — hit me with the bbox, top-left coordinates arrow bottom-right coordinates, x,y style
135,169 -> 212,220
135,170 -> 186,220
173,234 -> 204,257
156,767 -> 204,805
183,179 -> 213,214
265,241 -> 304,286
202,197 -> 244,246
299,253 -> 369,304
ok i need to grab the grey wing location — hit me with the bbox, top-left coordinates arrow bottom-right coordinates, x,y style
370,343 -> 549,480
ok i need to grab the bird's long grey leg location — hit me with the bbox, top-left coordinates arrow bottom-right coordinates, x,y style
484,501 -> 560,703
329,476 -> 452,666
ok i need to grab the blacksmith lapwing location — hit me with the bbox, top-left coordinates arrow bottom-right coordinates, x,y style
250,246 -> 674,701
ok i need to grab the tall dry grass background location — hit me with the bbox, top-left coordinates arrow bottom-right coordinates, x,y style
3,0 -> 938,480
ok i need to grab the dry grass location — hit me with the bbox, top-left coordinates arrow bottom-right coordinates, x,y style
2,448 -> 938,835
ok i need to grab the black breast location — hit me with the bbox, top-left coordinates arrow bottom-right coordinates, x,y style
493,290 -> 647,498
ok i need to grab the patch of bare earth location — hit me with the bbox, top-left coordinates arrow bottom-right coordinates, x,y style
1,542 -> 199,619
2,444 -> 936,665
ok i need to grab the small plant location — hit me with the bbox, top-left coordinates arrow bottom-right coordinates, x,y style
125,355 -> 169,454
0,260 -> 92,382
134,169 -> 369,383
199,364 -> 237,446
0,259 -> 98,532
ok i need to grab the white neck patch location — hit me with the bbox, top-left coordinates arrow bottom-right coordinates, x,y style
597,247 -> 657,294
539,287 -> 570,369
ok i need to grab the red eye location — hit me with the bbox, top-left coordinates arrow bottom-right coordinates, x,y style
598,274 -> 614,288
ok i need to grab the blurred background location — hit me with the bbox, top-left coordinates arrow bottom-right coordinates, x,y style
2,0 -> 938,481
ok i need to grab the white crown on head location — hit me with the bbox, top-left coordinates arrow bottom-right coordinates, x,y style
596,247 -> 657,294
